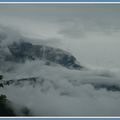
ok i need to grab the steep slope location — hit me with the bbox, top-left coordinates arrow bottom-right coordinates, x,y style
5,41 -> 83,70
0,26 -> 84,71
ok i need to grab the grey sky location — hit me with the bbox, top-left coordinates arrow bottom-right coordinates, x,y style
0,4 -> 120,69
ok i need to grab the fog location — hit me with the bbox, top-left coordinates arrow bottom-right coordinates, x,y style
0,4 -> 120,116
1,61 -> 120,116
0,4 -> 120,69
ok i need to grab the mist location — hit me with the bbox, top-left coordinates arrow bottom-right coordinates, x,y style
0,4 -> 120,69
0,4 -> 120,116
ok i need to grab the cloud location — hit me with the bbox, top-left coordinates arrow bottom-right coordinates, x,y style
57,13 -> 120,39
1,4 -> 120,69
58,21 -> 85,39
1,4 -> 120,116
1,62 -> 120,116
0,25 -> 61,48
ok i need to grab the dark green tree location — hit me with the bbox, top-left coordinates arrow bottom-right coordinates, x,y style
0,75 -> 4,88
0,94 -> 15,116
0,75 -> 3,81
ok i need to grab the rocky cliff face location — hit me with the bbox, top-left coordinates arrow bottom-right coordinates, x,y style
0,26 -> 83,70
6,41 -> 83,70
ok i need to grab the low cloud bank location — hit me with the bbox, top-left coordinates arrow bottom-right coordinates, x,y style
0,25 -> 120,116
1,61 -> 120,116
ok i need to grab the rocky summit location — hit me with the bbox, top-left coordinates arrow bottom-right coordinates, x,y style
6,41 -> 83,70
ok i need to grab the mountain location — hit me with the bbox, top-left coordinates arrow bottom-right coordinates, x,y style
1,27 -> 120,116
0,26 -> 84,71
1,76 -> 120,92
4,41 -> 83,70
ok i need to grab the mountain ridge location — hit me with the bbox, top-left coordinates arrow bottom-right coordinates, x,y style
5,41 -> 83,70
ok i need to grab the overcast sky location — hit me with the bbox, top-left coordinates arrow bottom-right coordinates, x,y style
0,4 -> 120,69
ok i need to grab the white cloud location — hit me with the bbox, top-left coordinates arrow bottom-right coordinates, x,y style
1,63 -> 120,116
1,4 -> 120,116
